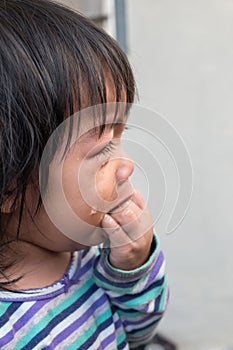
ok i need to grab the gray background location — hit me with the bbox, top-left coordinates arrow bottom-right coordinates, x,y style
127,1 -> 233,349
59,1 -> 233,349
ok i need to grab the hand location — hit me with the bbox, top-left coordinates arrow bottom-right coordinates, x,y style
101,189 -> 153,270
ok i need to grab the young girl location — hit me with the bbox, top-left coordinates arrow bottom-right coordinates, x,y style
0,0 -> 168,349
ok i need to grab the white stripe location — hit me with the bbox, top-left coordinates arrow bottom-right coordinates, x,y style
77,248 -> 97,282
0,301 -> 34,336
0,282 -> 63,300
156,260 -> 166,280
87,322 -> 118,350
32,286 -> 109,349
10,286 -> 79,344
80,247 -> 96,268
124,311 -> 161,332
67,251 -> 81,280
102,259 -> 166,300
55,287 -> 109,349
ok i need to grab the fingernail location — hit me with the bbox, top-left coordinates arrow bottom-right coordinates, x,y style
103,214 -> 114,224
124,209 -> 133,217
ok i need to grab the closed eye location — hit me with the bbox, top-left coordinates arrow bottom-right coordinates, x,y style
94,140 -> 116,159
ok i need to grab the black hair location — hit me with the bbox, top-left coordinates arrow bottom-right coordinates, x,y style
0,0 -> 135,288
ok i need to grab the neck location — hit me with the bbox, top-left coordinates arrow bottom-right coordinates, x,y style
0,241 -> 71,290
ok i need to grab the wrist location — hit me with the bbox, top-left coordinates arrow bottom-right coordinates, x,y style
108,237 -> 154,271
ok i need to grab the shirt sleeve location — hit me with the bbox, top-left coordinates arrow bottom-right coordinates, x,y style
92,233 -> 169,348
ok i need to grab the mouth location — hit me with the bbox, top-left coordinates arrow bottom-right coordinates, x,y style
108,194 -> 133,214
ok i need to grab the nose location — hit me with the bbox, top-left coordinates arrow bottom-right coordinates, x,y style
115,157 -> 134,183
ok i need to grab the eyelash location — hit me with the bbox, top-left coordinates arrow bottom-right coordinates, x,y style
94,125 -> 130,159
95,141 -> 116,159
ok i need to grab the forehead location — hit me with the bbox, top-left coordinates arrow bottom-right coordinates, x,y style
61,73 -> 129,153
59,101 -> 128,155
77,102 -> 128,137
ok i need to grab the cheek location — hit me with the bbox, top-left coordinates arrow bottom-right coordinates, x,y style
44,150 -> 109,242
62,153 -> 118,221
96,162 -> 117,202
62,165 -> 104,225
61,155 -> 90,215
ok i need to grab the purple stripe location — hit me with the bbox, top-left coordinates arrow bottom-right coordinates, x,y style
0,299 -> 49,346
49,293 -> 108,348
97,256 -> 152,282
0,330 -> 14,346
123,312 -> 161,327
127,322 -> 159,342
113,314 -> 126,335
15,299 -> 50,330
100,331 -> 116,348
94,268 -> 138,289
97,242 -> 160,282
114,314 -> 122,330
145,251 -> 164,289
79,258 -> 93,276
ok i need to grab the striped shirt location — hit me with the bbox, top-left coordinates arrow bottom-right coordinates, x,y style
0,234 -> 168,349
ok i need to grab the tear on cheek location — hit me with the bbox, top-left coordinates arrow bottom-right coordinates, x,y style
90,208 -> 97,215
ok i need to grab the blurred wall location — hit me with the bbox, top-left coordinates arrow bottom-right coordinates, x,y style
55,0 -> 116,35
127,0 -> 233,349
55,0 -> 103,17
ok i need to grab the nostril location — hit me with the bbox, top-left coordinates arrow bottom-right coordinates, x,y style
116,163 -> 133,182
116,167 -> 129,182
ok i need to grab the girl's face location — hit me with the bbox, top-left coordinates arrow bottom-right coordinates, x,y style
10,113 -> 134,252
59,120 -> 134,242
6,80 -> 134,251
4,114 -> 134,258
27,103 -> 135,251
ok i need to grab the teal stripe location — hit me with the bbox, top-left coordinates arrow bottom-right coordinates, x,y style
0,301 -> 12,315
94,273 -> 148,293
15,279 -> 93,349
118,285 -> 164,308
65,308 -> 112,349
116,328 -> 126,346
95,247 -> 101,257
117,309 -> 142,318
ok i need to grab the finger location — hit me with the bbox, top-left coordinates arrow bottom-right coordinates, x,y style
101,213 -> 132,248
131,188 -> 146,210
110,200 -> 140,226
110,202 -> 153,242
